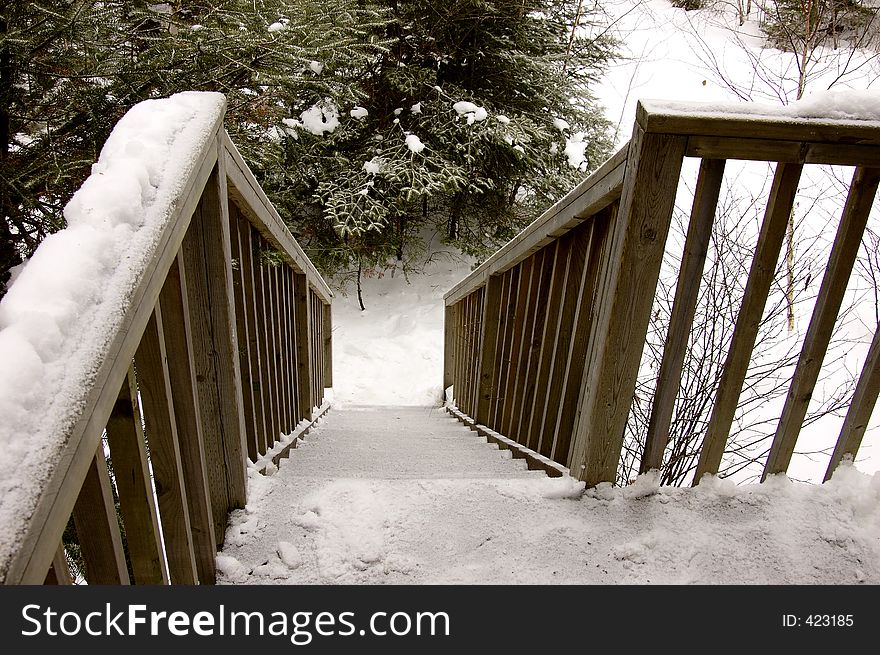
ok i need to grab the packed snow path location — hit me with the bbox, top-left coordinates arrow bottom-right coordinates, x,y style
215,407 -> 880,584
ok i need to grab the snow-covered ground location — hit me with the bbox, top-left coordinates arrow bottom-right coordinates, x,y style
329,230 -> 473,406
219,407 -> 880,584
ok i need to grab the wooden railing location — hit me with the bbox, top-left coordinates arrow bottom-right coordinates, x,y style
444,99 -> 880,488
0,95 -> 332,584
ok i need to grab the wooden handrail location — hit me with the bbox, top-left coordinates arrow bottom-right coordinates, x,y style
445,97 -> 880,489
0,93 -> 333,584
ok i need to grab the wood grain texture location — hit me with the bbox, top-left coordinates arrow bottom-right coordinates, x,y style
230,207 -> 259,461
638,99 -> 880,146
237,215 -> 269,457
159,255 -> 217,584
640,158 -> 726,474
71,450 -> 130,585
764,166 -> 880,479
686,136 -> 880,167
693,162 -> 804,483
475,276 -> 503,425
501,258 -> 535,437
569,128 -> 687,487
550,212 -> 610,465
294,273 -> 314,420
528,232 -> 574,455
105,367 -> 168,584
135,308 -> 197,584
323,303 -> 333,390
516,243 -> 556,450
494,266 -> 521,427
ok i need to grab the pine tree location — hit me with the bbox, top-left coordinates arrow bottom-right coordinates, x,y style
0,0 -> 613,291
0,0 -> 393,293
259,0 -> 616,273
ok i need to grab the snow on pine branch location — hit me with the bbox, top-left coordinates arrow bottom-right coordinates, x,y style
0,91 -> 226,577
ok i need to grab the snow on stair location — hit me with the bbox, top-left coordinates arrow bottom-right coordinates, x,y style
217,407 -> 880,585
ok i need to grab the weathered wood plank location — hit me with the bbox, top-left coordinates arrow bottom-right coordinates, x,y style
686,136 -> 880,167
323,302 -> 333,390
159,255 -> 217,584
640,158 -> 726,474
230,206 -> 259,461
529,232 -> 574,455
181,170 -> 232,541
549,212 -> 611,465
569,128 -> 687,487
693,162 -> 803,483
493,267 -> 521,427
638,99 -> 880,146
764,167 -> 880,479
516,244 -> 556,449
825,323 -> 880,481
443,305 -> 454,395
71,450 -> 130,585
272,265 -> 292,434
455,296 -> 471,407
508,248 -> 546,444
466,290 -> 482,416
105,367 -> 168,584
134,307 -> 197,584
237,216 -> 269,457
284,268 -> 300,424
501,257 -> 535,437
294,273 -> 315,420
256,244 -> 280,447
475,276 -> 504,425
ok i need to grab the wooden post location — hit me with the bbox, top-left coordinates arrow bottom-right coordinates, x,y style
236,215 -> 269,457
493,267 -> 520,426
255,243 -> 280,448
180,161 -> 248,538
640,158 -> 726,474
294,273 -> 314,420
272,265 -> 291,434
230,208 -> 260,462
475,276 -> 503,425
693,162 -> 803,483
764,166 -> 880,480
71,449 -> 130,584
159,255 -> 217,584
568,128 -> 687,487
501,258 -> 535,436
135,306 -> 198,585
105,366 -> 168,584
825,323 -> 880,481
443,304 -> 454,397
323,302 -> 333,391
